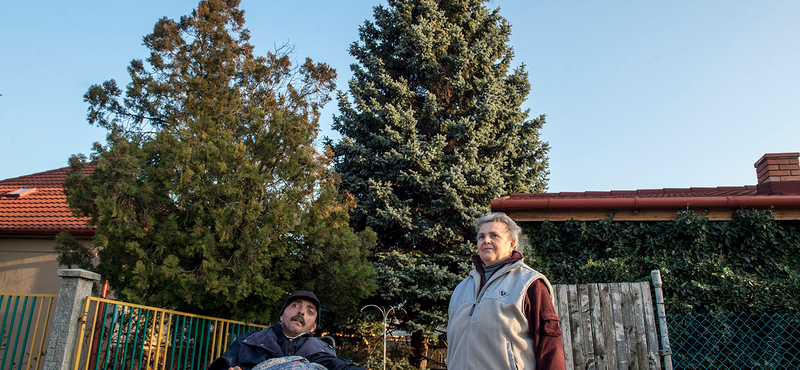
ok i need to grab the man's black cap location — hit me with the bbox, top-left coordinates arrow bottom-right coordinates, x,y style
279,291 -> 321,318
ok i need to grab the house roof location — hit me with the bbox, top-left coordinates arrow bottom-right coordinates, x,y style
492,153 -> 800,222
0,166 -> 95,236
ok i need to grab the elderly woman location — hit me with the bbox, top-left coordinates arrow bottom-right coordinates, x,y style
446,212 -> 565,369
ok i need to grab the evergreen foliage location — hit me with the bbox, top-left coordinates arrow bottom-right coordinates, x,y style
54,231 -> 94,270
527,209 -> 800,314
59,0 -> 376,324
329,0 -> 549,360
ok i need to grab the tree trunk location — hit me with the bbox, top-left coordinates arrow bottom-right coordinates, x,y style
410,329 -> 429,369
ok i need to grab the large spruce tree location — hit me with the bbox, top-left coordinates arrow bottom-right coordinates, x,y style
330,0 -> 549,366
60,0 -> 376,324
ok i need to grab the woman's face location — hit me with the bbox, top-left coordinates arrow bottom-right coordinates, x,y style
476,221 -> 516,265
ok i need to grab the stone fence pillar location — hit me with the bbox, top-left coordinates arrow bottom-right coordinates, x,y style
44,269 -> 100,370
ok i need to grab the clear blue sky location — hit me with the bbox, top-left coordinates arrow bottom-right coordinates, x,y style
2,1 -> 798,192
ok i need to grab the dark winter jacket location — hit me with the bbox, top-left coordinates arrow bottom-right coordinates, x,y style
207,323 -> 363,370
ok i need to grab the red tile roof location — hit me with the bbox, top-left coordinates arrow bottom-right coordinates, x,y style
507,186 -> 761,200
493,153 -> 800,217
492,185 -> 800,212
0,166 -> 95,236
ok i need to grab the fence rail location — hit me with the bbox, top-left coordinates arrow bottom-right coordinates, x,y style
72,297 -> 267,370
0,293 -> 57,370
667,312 -> 800,370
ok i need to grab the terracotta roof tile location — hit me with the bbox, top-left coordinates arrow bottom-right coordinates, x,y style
0,166 -> 95,236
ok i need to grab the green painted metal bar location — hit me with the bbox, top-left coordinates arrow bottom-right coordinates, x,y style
174,314 -> 183,370
184,315 -> 192,370
188,317 -> 197,370
199,318 -> 209,369
168,314 -> 180,370
138,307 -> 148,370
0,296 -> 16,369
0,296 -> 5,353
1,296 -> 21,369
112,304 -> 125,370
134,309 -> 150,370
127,307 -> 142,370
95,300 -> 112,370
197,318 -> 206,370
120,307 -> 136,370
142,309 -> 150,370
193,317 -> 200,370
15,296 -> 37,370
196,318 -> 205,370
183,316 -> 193,370
0,298 -> 7,369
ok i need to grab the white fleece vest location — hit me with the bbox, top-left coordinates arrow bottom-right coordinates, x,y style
446,260 -> 554,370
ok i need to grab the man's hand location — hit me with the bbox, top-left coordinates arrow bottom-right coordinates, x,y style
227,367 -> 241,370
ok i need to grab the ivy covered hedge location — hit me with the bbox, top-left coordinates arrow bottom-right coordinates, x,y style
523,209 -> 800,314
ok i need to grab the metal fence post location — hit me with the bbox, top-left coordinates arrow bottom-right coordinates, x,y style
44,269 -> 100,370
651,270 -> 673,370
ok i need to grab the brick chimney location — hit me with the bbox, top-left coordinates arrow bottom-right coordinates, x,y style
754,152 -> 800,194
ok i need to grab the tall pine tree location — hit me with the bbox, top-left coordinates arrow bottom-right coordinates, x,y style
60,0 -> 376,324
330,0 -> 549,366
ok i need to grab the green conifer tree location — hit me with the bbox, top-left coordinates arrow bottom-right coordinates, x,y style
60,0 -> 376,324
330,0 -> 549,366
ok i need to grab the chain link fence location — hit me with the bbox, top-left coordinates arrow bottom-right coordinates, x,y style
666,312 -> 800,369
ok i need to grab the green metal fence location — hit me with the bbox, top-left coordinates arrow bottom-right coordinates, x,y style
72,297 -> 267,370
667,312 -> 800,369
0,293 -> 57,370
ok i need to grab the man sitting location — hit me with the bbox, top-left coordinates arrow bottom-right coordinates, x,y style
207,291 -> 364,370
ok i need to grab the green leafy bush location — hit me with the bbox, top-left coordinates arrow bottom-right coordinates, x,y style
525,209 -> 800,314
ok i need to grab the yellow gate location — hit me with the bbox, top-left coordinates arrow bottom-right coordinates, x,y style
72,297 -> 267,370
0,293 -> 57,370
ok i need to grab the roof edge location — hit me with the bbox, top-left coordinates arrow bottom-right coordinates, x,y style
491,195 -> 800,212
0,228 -> 95,237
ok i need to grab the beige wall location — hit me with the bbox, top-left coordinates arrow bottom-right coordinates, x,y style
0,237 -> 93,294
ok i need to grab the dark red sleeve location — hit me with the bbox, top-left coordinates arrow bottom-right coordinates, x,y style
524,279 -> 566,370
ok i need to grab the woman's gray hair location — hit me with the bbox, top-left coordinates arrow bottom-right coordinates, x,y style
473,212 -> 522,245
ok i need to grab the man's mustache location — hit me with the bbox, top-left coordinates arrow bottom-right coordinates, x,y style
290,314 -> 305,325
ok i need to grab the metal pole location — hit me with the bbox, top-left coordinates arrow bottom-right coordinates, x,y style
651,270 -> 673,370
361,304 -> 403,370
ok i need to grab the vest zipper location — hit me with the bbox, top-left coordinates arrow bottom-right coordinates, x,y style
468,262 -> 515,317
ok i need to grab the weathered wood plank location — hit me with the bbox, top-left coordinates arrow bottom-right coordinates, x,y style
599,283 -> 618,370
639,282 -> 661,370
556,284 -> 574,370
579,284 -> 596,369
632,282 -> 649,370
620,283 -> 640,370
568,284 -> 586,370
588,283 -> 606,370
551,284 -> 560,315
611,283 -> 629,370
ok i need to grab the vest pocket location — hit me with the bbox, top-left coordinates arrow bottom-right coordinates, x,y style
506,341 -> 518,370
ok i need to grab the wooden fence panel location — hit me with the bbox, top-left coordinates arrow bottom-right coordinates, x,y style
579,284 -> 595,368
589,284 -> 607,370
553,281 -> 662,370
554,284 -> 575,370
611,283 -> 629,369
567,285 -> 586,370
599,283 -> 618,370
621,283 -> 640,370
640,282 -> 661,369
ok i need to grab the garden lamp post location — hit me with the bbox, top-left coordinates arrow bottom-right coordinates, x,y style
361,304 -> 403,370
